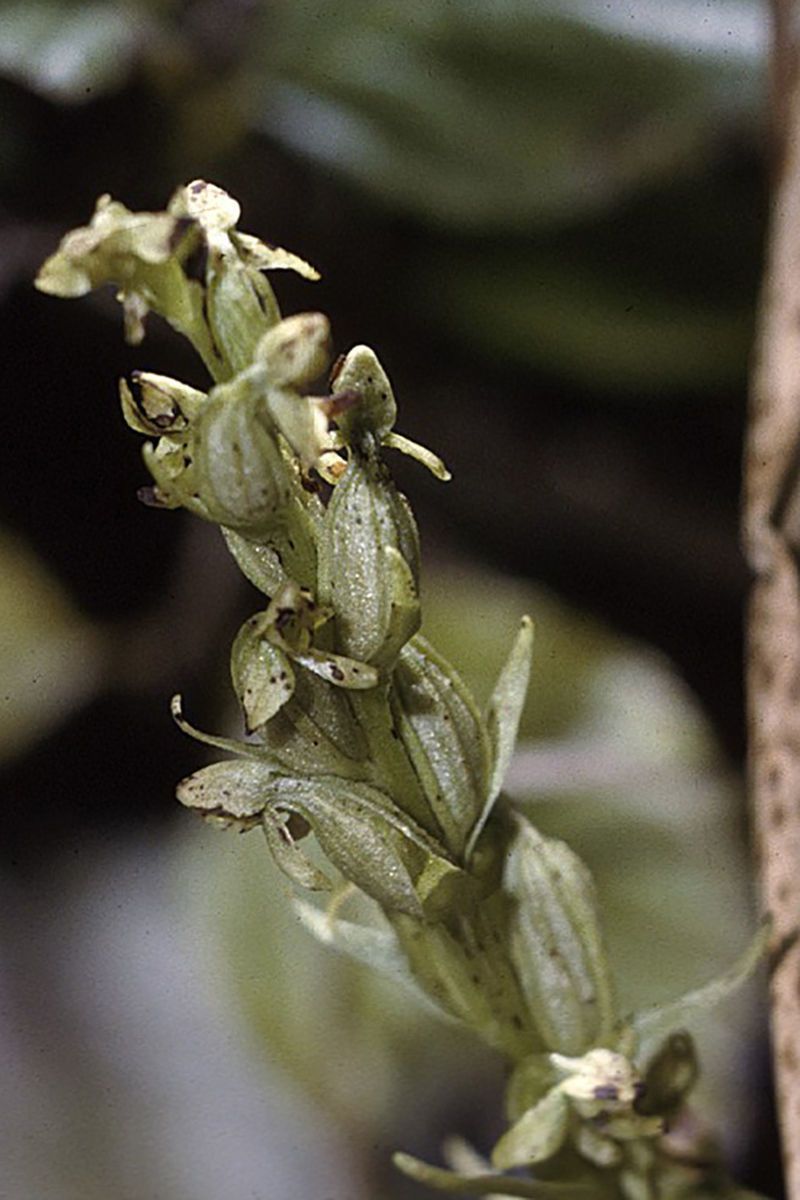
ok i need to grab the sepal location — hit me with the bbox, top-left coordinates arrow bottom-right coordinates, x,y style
330,344 -> 397,441
491,1087 -> 570,1169
231,618 -> 296,732
256,312 -> 332,388
188,376 -> 292,533
505,1055 -> 559,1122
262,808 -> 333,892
176,758 -> 275,830
221,528 -> 287,596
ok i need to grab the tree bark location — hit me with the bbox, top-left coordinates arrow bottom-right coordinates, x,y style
745,5 -> 800,1194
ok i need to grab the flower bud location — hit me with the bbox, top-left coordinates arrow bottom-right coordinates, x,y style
504,814 -> 616,1054
319,449 -> 421,668
188,377 -> 292,535
331,345 -> 396,443
391,636 -> 491,859
257,313 -> 332,388
330,345 -> 450,479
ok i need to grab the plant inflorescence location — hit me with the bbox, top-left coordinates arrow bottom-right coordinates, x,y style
36,181 -> 766,1200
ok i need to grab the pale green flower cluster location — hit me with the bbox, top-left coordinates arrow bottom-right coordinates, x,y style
37,182 -> 766,1200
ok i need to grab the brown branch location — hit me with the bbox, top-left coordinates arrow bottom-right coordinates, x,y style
745,6 -> 800,1195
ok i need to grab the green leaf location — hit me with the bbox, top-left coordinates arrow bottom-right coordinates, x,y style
491,1087 -> 569,1169
467,616 -> 533,858
415,239 -> 756,395
632,921 -> 770,1051
293,897 -> 426,997
392,1151 -> 590,1198
0,528 -> 106,763
392,635 -> 490,859
261,1 -> 759,232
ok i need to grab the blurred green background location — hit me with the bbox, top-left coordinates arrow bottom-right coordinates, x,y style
0,2 -> 777,1198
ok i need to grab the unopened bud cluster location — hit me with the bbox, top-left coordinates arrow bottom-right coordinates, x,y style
37,182 -> 763,1200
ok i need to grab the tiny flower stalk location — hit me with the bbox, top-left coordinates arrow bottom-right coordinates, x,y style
37,182 -> 768,1200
